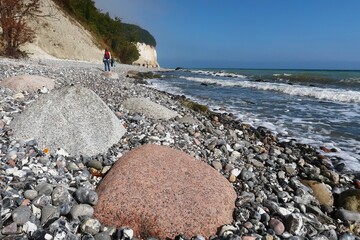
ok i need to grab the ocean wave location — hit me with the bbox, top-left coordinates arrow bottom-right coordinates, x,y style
189,70 -> 247,79
340,77 -> 360,83
273,73 -> 292,77
180,76 -> 360,103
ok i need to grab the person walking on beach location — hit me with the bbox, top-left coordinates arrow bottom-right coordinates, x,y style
103,48 -> 111,71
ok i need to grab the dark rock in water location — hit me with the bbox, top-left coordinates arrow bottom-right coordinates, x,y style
175,67 -> 183,70
200,83 -> 216,87
254,79 -> 267,82
336,189 -> 360,212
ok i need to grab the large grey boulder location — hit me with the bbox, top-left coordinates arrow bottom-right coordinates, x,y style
11,85 -> 126,156
0,75 -> 55,93
123,97 -> 179,120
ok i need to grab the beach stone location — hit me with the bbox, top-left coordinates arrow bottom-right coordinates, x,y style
286,213 -> 304,236
36,182 -> 54,196
80,218 -> 101,235
336,189 -> 360,212
12,206 -> 32,225
94,232 -> 112,240
75,187 -> 98,205
102,71 -> 119,79
269,218 -> 285,235
24,190 -> 38,200
212,161 -> 222,171
51,185 -> 72,206
302,180 -> 334,206
335,208 -> 360,222
2,222 -> 17,235
123,97 -> 179,120
70,204 -> 94,219
94,144 -> 236,239
11,85 -> 126,157
0,75 -> 55,93
41,205 -> 60,225
86,160 -> 102,170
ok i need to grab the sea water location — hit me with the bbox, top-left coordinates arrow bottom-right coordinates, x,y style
148,68 -> 360,171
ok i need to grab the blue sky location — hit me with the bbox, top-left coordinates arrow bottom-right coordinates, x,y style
94,0 -> 360,69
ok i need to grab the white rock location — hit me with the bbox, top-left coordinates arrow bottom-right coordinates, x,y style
13,170 -> 26,178
3,116 -> 12,125
23,221 -> 38,235
13,92 -> 25,99
231,168 -> 241,177
56,148 -> 69,157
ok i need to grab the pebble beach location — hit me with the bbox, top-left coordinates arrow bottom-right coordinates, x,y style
0,57 -> 360,240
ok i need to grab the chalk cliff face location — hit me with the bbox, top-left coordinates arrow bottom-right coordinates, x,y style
21,0 -> 160,66
21,0 -> 103,62
133,43 -> 160,68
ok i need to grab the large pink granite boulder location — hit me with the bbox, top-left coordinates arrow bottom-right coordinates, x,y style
94,144 -> 236,239
0,75 -> 55,93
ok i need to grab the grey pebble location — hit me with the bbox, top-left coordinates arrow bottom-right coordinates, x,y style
70,204 -> 94,219
80,218 -> 101,235
52,185 -> 72,206
36,182 -> 54,196
94,232 -> 112,240
41,205 -> 60,225
12,206 -> 32,225
87,160 -> 103,170
24,190 -> 38,200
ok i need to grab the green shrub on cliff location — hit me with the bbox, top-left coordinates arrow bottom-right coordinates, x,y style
53,0 -> 156,63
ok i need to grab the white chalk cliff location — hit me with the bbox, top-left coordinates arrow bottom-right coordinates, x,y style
22,0 -> 103,62
21,0 -> 160,67
133,42 -> 160,68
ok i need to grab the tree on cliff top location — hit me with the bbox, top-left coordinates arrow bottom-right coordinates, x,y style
0,0 -> 41,57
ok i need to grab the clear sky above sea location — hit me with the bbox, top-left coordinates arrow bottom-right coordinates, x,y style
94,0 -> 360,69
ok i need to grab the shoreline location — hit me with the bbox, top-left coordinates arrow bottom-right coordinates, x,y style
0,58 -> 359,239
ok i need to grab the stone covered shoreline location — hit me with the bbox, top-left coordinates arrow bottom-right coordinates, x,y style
0,58 -> 360,240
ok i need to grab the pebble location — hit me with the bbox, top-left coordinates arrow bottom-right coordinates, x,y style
80,218 -> 101,235
269,218 -> 285,235
70,204 -> 94,219
24,190 -> 38,200
12,206 -> 32,225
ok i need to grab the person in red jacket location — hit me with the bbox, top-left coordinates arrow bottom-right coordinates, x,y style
103,48 -> 111,71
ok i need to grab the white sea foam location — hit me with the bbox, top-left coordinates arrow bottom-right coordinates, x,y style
190,70 -> 247,79
179,76 -> 360,103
